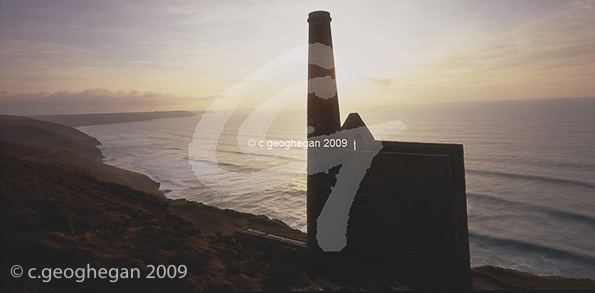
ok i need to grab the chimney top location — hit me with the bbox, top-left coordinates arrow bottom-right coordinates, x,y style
308,11 -> 331,23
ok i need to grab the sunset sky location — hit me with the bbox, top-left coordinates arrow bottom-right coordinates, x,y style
1,0 -> 594,115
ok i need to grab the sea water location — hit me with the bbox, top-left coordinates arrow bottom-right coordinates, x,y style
79,97 -> 595,279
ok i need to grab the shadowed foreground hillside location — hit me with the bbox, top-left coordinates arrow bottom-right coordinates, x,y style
0,152 -> 410,291
1,115 -> 594,291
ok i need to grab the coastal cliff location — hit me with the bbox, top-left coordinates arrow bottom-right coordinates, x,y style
1,115 -> 593,291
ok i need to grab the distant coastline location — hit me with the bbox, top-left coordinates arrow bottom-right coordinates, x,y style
33,110 -> 197,127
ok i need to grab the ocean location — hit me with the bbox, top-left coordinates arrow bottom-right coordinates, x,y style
78,97 -> 595,279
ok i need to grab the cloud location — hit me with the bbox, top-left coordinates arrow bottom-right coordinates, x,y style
398,0 -> 595,101
0,40 -> 96,70
364,78 -> 393,87
0,88 -> 211,115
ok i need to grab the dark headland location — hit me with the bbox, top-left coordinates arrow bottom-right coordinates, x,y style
1,115 -> 593,292
33,110 -> 197,127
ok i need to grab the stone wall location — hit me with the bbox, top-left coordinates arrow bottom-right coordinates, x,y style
344,142 -> 471,291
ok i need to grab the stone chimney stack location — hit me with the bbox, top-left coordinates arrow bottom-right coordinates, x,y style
307,11 -> 342,253
307,11 -> 340,137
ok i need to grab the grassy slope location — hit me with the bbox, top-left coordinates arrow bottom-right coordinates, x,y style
1,155 -> 208,292
168,199 -> 306,240
1,141 -> 164,198
0,154 -> 409,292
